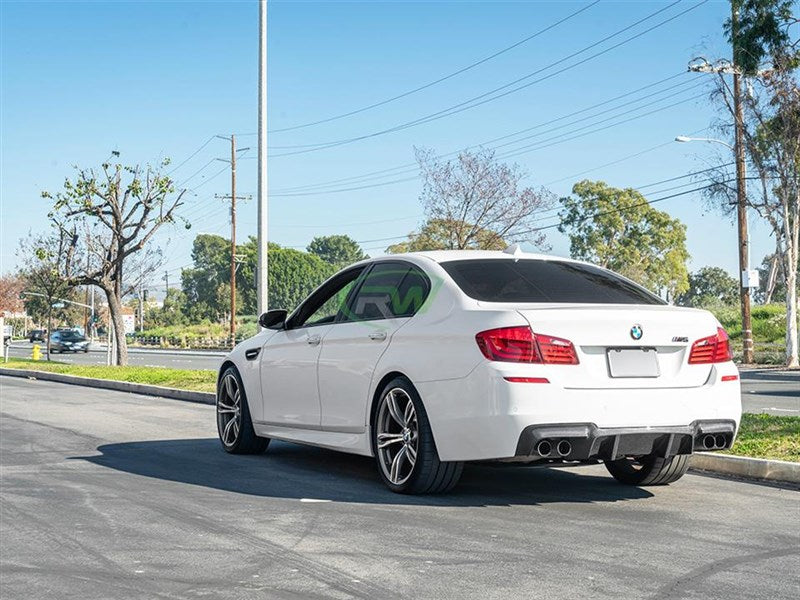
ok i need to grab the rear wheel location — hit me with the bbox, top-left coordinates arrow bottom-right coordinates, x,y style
217,366 -> 269,455
373,377 -> 463,494
605,454 -> 690,486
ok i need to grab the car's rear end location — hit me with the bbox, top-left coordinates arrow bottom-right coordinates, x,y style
416,254 -> 741,471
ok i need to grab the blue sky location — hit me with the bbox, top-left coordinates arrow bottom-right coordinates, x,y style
1,0 -> 774,294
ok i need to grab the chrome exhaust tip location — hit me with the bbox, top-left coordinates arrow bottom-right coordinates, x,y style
536,440 -> 552,457
714,434 -> 727,449
703,434 -> 716,450
556,440 -> 572,457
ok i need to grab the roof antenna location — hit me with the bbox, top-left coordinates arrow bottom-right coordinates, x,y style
503,243 -> 524,262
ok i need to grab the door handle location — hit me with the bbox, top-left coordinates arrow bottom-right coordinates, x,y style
307,335 -> 321,346
368,331 -> 387,341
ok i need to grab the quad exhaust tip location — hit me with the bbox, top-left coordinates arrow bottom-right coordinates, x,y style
702,434 -> 728,450
556,440 -> 572,457
536,440 -> 552,457
536,439 -> 572,457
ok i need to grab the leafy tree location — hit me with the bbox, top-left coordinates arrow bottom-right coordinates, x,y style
18,233 -> 76,359
725,0 -> 798,75
146,288 -> 189,327
558,180 -> 690,299
677,267 -> 739,307
181,234 -> 231,321
756,252 -> 800,304
704,3 -> 799,364
387,218 -> 508,253
42,155 -> 185,365
178,235 -> 335,319
307,235 -> 368,269
391,148 -> 553,251
268,245 -> 335,311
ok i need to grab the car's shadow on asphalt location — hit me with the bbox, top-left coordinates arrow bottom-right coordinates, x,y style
77,438 -> 653,506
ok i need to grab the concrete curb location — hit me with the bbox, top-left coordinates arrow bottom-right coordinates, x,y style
690,452 -> 800,485
0,367 -> 215,405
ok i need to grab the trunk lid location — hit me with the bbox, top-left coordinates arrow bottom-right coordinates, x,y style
511,303 -> 720,389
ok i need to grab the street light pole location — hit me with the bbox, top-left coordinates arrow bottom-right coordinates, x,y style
257,0 -> 269,317
676,133 -> 754,363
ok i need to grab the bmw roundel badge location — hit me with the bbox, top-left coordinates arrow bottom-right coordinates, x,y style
630,324 -> 643,340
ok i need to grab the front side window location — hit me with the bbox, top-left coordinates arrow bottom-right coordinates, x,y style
290,267 -> 364,328
342,262 -> 430,322
441,259 -> 664,305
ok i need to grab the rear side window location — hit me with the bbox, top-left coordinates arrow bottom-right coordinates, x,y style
342,262 -> 430,322
441,259 -> 664,305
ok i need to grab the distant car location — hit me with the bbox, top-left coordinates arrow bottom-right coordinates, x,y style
215,249 -> 741,494
50,330 -> 90,353
29,329 -> 46,342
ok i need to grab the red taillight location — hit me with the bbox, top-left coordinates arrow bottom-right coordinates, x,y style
535,334 -> 580,365
476,326 -> 539,362
688,327 -> 732,364
475,326 -> 578,365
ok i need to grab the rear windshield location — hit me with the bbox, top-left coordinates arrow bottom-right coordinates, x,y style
441,259 -> 665,305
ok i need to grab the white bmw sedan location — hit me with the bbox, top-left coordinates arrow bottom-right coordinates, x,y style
216,249 -> 741,494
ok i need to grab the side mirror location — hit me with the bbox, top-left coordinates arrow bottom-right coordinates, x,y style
259,309 -> 288,330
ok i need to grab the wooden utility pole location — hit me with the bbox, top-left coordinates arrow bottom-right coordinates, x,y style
215,135 -> 250,348
731,3 -> 754,364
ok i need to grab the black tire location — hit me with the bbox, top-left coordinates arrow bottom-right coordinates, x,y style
605,454 -> 690,486
372,376 -> 463,494
216,365 -> 269,455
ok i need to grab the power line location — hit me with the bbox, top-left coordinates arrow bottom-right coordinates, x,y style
166,136 -> 215,176
272,73 -> 695,195
271,90 -> 705,198
263,1 -> 601,134
497,91 -> 707,161
270,0 -> 706,158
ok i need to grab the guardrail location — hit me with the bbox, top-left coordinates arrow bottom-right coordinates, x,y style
125,334 -> 241,350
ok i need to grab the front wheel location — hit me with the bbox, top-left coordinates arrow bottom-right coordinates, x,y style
217,366 -> 269,455
372,377 -> 463,494
605,454 -> 690,486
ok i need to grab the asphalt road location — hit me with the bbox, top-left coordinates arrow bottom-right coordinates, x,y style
740,369 -> 800,415
7,342 -> 799,415
1,376 -> 798,600
7,342 -> 225,371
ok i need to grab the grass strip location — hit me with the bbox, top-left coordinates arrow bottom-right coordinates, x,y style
725,412 -> 800,463
1,358 -> 216,393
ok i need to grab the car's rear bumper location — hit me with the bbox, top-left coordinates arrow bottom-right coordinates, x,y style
512,420 -> 736,462
416,362 -> 741,462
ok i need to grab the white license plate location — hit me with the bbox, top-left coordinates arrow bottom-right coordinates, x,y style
607,348 -> 660,378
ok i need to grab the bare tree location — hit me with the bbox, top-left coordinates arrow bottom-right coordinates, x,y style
42,156 -> 185,365
0,274 -> 25,315
394,148 -> 553,251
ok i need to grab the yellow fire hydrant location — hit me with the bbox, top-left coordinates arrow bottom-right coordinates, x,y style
32,344 -> 41,361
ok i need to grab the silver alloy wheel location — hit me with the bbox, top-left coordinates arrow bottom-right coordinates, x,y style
217,373 -> 242,447
376,387 -> 418,485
